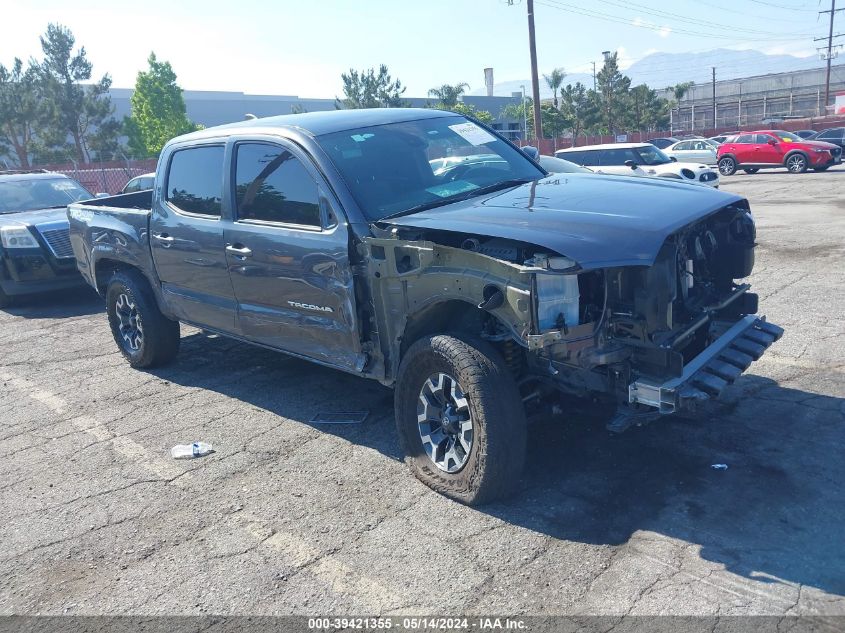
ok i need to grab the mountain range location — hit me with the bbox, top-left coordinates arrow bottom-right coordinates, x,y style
473,48 -> 842,98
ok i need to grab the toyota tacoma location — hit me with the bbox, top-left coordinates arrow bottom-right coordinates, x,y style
67,109 -> 782,504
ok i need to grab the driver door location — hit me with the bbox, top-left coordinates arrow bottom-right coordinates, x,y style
754,133 -> 783,164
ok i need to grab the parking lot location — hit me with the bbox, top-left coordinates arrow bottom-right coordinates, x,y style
1,167 -> 843,618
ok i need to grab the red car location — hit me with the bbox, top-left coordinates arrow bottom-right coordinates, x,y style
716,130 -> 842,175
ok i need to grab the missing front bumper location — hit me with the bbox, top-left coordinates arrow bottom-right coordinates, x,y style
628,315 -> 784,414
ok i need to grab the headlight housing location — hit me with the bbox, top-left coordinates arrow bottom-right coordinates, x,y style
0,226 -> 38,249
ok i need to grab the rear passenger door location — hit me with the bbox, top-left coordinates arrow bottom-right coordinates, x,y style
150,143 -> 237,332
223,139 -> 364,372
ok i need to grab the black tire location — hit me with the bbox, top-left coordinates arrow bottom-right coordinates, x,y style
394,333 -> 527,505
106,269 -> 180,368
785,152 -> 808,173
813,165 -> 830,172
743,168 -> 759,174
718,156 -> 737,176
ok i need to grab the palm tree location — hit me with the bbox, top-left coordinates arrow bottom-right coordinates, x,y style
667,82 -> 694,133
543,68 -> 566,109
428,83 -> 469,108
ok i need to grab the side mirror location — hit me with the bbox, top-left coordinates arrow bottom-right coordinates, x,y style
670,156 -> 678,162
768,139 -> 777,146
521,146 -> 540,160
624,160 -> 638,169
95,192 -> 110,198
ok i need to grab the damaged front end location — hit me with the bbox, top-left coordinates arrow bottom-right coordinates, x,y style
364,199 -> 782,421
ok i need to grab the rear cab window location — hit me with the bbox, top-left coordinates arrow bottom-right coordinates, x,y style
165,145 -> 225,216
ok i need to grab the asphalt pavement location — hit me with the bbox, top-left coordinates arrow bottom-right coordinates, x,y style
1,166 -> 843,618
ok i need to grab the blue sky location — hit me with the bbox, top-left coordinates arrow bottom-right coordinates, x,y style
2,0 -> 830,97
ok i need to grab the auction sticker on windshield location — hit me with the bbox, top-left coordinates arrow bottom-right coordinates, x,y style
449,122 -> 496,146
426,180 -> 479,198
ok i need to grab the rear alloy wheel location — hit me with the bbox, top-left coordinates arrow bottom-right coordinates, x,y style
106,269 -> 180,368
718,156 -> 737,176
785,153 -> 808,173
743,168 -> 759,174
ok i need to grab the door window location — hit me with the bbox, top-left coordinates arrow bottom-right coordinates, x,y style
599,148 -> 639,166
755,134 -> 775,144
735,135 -> 754,144
235,143 -> 321,227
165,146 -> 225,216
674,141 -> 691,151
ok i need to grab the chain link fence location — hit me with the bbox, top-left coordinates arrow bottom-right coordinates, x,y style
35,158 -> 158,195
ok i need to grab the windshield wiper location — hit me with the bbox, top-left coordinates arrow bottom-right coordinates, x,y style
376,178 -> 533,223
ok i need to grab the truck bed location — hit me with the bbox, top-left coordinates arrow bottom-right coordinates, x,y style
67,191 -> 155,293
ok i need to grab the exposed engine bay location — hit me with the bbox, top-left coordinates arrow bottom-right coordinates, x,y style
364,200 -> 782,420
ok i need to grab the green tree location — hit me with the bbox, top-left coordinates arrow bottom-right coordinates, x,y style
628,84 -> 668,134
428,83 -> 469,108
669,81 -> 695,103
666,81 -> 694,131
0,58 -> 41,167
441,101 -> 494,124
503,99 -> 533,139
337,65 -> 406,109
34,24 -> 120,163
125,52 -> 197,158
543,68 -> 566,109
560,82 -> 594,145
595,53 -> 631,135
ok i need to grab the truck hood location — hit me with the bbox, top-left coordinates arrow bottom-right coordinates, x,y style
0,206 -> 71,228
383,174 -> 745,270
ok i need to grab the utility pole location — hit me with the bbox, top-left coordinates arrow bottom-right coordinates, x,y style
817,0 -> 844,113
712,67 -> 717,130
526,0 -> 543,141
591,62 -> 597,91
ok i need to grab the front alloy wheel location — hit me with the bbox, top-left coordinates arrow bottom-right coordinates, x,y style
417,372 -> 474,473
786,154 -> 808,173
394,333 -> 527,505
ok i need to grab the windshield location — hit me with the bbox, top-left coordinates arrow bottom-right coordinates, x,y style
0,177 -> 93,214
632,145 -> 672,166
772,130 -> 802,143
317,116 -> 545,221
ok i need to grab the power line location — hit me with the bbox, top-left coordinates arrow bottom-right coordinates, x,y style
679,0 -> 815,23
746,0 -> 817,11
597,0 -> 817,37
537,0 -> 816,41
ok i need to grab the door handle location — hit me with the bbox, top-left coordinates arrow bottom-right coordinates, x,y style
226,244 -> 253,259
152,233 -> 175,247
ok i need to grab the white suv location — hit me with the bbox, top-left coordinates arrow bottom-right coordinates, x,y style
555,142 -> 720,188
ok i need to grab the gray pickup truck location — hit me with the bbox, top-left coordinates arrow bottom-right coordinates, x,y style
68,109 -> 782,504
